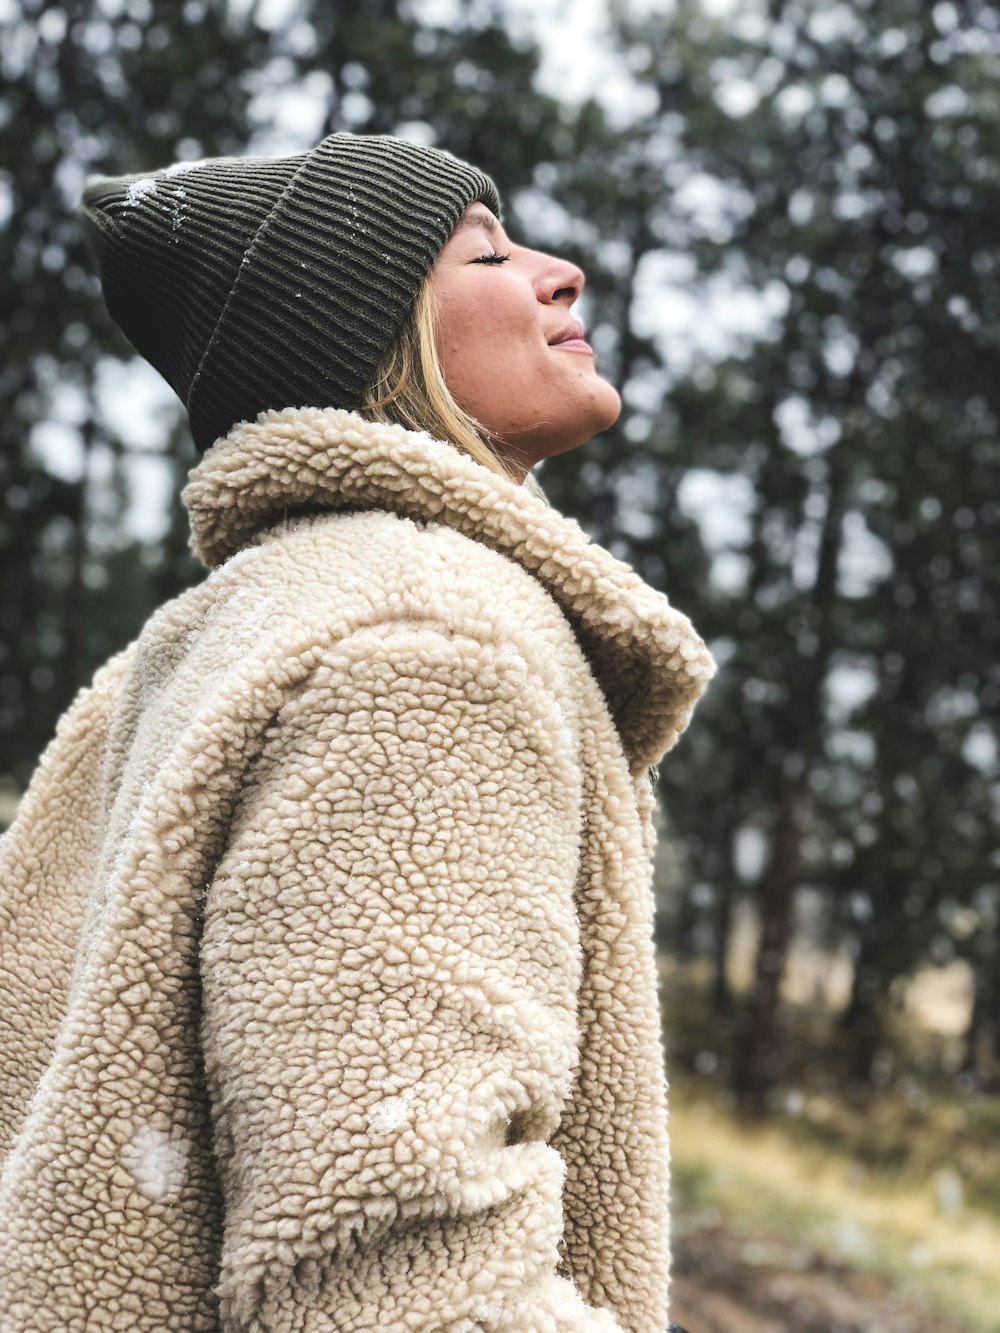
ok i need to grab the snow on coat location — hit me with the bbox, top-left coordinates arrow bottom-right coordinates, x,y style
0,407 -> 716,1332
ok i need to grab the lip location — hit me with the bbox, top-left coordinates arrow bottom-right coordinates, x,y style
549,320 -> 593,354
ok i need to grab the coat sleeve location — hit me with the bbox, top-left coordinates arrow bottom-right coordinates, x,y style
198,620 -> 626,1333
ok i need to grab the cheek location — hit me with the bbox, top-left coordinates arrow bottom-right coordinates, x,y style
435,294 -> 538,400
435,278 -> 535,355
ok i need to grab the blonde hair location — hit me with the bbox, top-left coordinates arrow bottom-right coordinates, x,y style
357,278 -> 551,505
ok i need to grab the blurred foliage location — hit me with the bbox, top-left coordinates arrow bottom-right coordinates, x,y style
668,1090 -> 998,1333
554,0 -> 1000,1111
3,0 -> 999,1119
661,957 -> 1000,1216
663,957 -> 999,1328
0,0 -> 566,783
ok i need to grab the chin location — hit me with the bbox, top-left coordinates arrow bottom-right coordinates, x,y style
492,382 -> 624,465
572,379 -> 623,445
594,380 -> 623,430
542,394 -> 623,459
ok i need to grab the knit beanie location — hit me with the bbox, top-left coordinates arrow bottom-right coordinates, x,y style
78,132 -> 503,453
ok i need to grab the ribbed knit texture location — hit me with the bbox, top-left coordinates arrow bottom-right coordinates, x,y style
78,133 -> 502,453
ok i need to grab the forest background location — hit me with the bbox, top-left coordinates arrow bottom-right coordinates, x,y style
2,0 -> 998,1328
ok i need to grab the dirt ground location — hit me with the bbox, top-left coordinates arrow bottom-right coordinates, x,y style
669,1215 -> 974,1333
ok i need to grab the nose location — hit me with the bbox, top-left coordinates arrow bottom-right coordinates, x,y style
536,251 -> 585,305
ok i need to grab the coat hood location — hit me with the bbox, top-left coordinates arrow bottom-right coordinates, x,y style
181,407 -> 716,765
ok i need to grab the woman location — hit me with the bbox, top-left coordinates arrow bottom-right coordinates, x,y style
0,132 -> 714,1332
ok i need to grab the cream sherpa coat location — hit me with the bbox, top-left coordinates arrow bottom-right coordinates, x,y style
0,408 -> 715,1333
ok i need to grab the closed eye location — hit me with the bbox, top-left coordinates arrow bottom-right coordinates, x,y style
473,252 -> 511,265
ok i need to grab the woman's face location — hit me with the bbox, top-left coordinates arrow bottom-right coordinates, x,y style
427,201 -> 622,482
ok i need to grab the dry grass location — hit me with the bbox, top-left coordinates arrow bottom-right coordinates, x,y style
669,1080 -> 1000,1333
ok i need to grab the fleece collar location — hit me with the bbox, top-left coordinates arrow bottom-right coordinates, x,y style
181,407 -> 716,765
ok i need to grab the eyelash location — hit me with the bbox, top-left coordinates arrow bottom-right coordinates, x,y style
473,251 -> 511,265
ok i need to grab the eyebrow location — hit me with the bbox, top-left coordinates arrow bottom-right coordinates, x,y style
454,210 -> 499,236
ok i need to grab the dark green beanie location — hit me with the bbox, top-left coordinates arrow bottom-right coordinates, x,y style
78,132 -> 503,453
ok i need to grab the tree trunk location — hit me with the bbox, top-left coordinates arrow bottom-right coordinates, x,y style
710,832 -> 739,1014
964,930 -> 1000,1086
840,927 -> 885,1085
53,412 -> 95,717
731,771 -> 804,1117
730,440 -> 848,1116
672,879 -> 700,960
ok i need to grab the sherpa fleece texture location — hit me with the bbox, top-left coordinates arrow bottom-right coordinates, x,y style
0,408 -> 716,1332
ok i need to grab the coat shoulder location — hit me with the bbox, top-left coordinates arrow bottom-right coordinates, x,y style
235,507 -> 575,663
288,505 -> 545,591
128,507 -> 588,749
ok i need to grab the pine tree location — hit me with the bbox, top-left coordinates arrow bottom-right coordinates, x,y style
1,0 -> 567,794
581,0 -> 1000,1104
